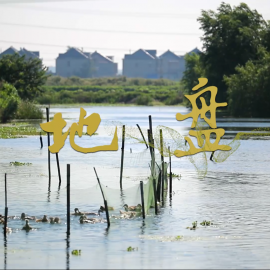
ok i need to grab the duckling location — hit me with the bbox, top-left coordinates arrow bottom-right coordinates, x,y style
123,204 -> 142,212
21,213 -> 35,220
119,210 -> 138,219
22,220 -> 32,231
79,215 -> 93,224
36,215 -> 49,222
72,208 -> 101,216
54,217 -> 61,223
0,218 -> 5,224
49,217 -> 54,224
99,206 -> 114,212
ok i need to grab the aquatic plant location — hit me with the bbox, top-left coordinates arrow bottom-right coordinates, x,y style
186,221 -> 197,230
10,161 -> 32,166
200,220 -> 213,226
0,125 -> 46,139
71,250 -> 81,256
127,246 -> 138,252
175,235 -> 183,240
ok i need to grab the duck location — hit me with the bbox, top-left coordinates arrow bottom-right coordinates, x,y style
49,217 -> 61,224
21,213 -> 36,220
71,208 -> 101,216
119,210 -> 139,219
123,204 -> 142,212
22,220 -> 33,231
79,215 -> 102,224
99,206 -> 114,212
0,217 -> 5,224
36,215 -> 49,222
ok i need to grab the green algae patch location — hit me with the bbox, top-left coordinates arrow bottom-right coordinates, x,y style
10,161 -> 32,166
71,250 -> 81,256
0,125 -> 45,139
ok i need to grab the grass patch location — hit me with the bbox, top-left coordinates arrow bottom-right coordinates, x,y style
15,101 -> 43,120
10,161 -> 32,166
0,126 -> 46,138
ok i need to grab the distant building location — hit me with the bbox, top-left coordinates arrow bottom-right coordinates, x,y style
123,49 -> 159,79
0,46 -> 40,60
56,48 -> 118,78
122,47 -> 201,81
91,51 -> 118,78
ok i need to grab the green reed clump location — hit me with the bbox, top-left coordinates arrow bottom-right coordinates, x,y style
15,101 -> 43,120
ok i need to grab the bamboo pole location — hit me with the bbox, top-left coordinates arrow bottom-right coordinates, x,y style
40,132 -> 43,149
153,178 -> 158,215
104,199 -> 110,228
67,164 -> 70,235
160,129 -> 164,205
93,167 -> 110,227
136,124 -> 148,148
46,107 -> 51,186
120,125 -> 125,189
56,153 -> 61,186
4,173 -> 7,236
169,146 -> 172,198
140,181 -> 145,219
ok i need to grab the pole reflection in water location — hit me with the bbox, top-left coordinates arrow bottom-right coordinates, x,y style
47,188 -> 51,203
3,235 -> 7,270
66,234 -> 70,270
56,186 -> 61,201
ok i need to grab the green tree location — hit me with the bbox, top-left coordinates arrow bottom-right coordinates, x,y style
0,82 -> 20,123
198,2 -> 268,103
0,54 -> 48,100
182,52 -> 205,95
224,47 -> 270,117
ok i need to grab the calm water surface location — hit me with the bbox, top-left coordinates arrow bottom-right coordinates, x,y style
0,106 -> 270,269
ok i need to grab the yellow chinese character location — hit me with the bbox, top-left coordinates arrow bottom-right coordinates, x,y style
40,113 -> 69,153
69,108 -> 118,153
174,78 -> 231,157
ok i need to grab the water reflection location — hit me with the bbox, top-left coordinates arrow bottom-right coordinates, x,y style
47,189 -> 51,203
3,235 -> 7,270
66,234 -> 70,270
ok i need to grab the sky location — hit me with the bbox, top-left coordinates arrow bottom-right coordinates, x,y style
0,0 -> 269,69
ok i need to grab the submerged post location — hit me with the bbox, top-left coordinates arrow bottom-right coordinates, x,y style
140,181 -> 145,219
67,164 -> 70,235
136,124 -> 148,148
210,151 -> 214,161
152,178 -> 158,215
56,153 -> 61,186
4,173 -> 8,236
104,199 -> 110,228
169,146 -> 172,198
46,107 -> 51,186
120,125 -> 125,190
40,132 -> 43,149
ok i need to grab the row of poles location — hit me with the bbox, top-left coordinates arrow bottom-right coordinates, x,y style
118,115 -> 173,218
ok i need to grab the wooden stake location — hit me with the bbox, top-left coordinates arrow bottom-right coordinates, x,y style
169,146 -> 172,198
93,167 -> 110,228
140,181 -> 145,219
153,178 -> 158,215
46,107 -> 51,186
67,164 -> 70,235
210,151 -> 214,161
120,125 -> 125,189
160,129 -> 164,205
40,132 -> 43,149
136,124 -> 148,148
4,173 -> 7,236
56,153 -> 61,186
104,199 -> 110,228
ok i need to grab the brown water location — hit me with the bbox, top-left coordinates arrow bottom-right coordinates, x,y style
0,106 -> 269,269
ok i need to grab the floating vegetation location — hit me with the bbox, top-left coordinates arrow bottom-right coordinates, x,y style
71,250 -> 81,256
127,246 -> 138,252
167,172 -> 181,179
175,235 -> 183,241
0,125 -> 46,139
10,161 -> 32,166
186,221 -> 197,230
200,220 -> 213,226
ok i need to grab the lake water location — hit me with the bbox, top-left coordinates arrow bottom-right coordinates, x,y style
0,106 -> 270,269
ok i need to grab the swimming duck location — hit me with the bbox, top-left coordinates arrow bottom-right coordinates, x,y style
22,220 -> 33,231
0,218 -> 5,224
72,208 -> 101,216
79,215 -> 102,224
119,210 -> 139,219
36,215 -> 49,222
5,227 -> 12,233
123,204 -> 142,212
21,213 -> 36,220
99,206 -> 114,212
54,217 -> 61,223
